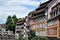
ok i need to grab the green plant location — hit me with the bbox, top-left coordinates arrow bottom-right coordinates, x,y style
31,36 -> 49,40
5,15 -> 18,33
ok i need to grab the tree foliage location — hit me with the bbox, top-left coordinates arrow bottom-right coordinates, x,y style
12,15 -> 18,33
28,30 -> 49,40
18,33 -> 23,40
28,30 -> 36,40
31,36 -> 49,40
5,15 -> 18,33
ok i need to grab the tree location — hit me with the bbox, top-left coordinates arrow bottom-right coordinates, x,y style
18,32 -> 23,40
5,16 -> 12,31
5,15 -> 18,33
12,15 -> 18,33
18,18 -> 21,20
28,30 -> 36,40
31,36 -> 49,40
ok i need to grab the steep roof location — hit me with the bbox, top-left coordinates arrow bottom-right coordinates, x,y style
17,18 -> 25,23
27,0 -> 52,19
36,0 -> 52,11
52,3 -> 60,10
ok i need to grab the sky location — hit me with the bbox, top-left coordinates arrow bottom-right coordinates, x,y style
0,0 -> 48,24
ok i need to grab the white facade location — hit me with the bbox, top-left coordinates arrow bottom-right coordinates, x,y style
16,25 -> 24,32
46,0 -> 60,19
15,23 -> 24,39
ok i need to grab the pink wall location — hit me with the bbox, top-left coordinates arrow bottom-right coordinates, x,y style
29,20 -> 34,30
30,20 -> 34,25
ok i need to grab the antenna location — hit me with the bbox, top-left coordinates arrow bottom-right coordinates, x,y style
39,0 -> 41,6
40,0 -> 41,4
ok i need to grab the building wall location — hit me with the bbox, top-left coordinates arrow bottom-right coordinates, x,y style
33,22 -> 47,36
47,18 -> 60,38
46,0 -> 59,19
47,19 -> 57,37
29,20 -> 34,30
16,25 -> 24,32
57,18 -> 60,38
45,0 -> 60,39
32,16 -> 47,36
15,24 -> 24,39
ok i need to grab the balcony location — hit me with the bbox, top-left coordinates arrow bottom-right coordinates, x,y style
16,28 -> 24,32
48,10 -> 60,21
16,25 -> 24,28
33,19 -> 45,25
32,13 -> 45,19
48,22 -> 57,28
47,35 -> 57,37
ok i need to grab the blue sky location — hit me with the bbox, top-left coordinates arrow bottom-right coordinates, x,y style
0,0 -> 48,24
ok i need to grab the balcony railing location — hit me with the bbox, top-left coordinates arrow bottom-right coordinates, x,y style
48,10 -> 60,20
16,25 -> 24,28
16,29 -> 24,31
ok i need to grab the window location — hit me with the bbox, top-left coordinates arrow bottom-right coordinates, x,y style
36,25 -> 39,28
33,17 -> 43,22
59,29 -> 60,37
36,32 -> 40,36
59,8 -> 60,12
36,24 -> 40,29
43,23 -> 46,28
48,28 -> 57,35
43,31 -> 46,36
50,10 -> 58,18
0,29 -> 1,31
53,10 -> 55,17
59,8 -> 60,14
40,24 -> 43,28
45,7 -> 48,16
50,12 -> 53,18
40,31 -> 42,36
34,25 -> 38,29
54,28 -> 57,35
33,25 -> 35,28
48,29 -> 54,35
48,21 -> 53,26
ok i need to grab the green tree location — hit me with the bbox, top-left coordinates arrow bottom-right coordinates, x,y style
18,33 -> 23,40
5,15 -> 18,33
28,30 -> 36,40
31,36 -> 49,40
18,18 -> 21,20
12,15 -> 18,33
5,16 -> 12,31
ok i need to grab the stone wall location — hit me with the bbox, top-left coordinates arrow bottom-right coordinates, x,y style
0,34 -> 17,40
0,24 -> 17,40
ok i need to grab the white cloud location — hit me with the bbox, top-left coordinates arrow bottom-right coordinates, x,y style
0,0 -> 48,24
0,0 -> 40,7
